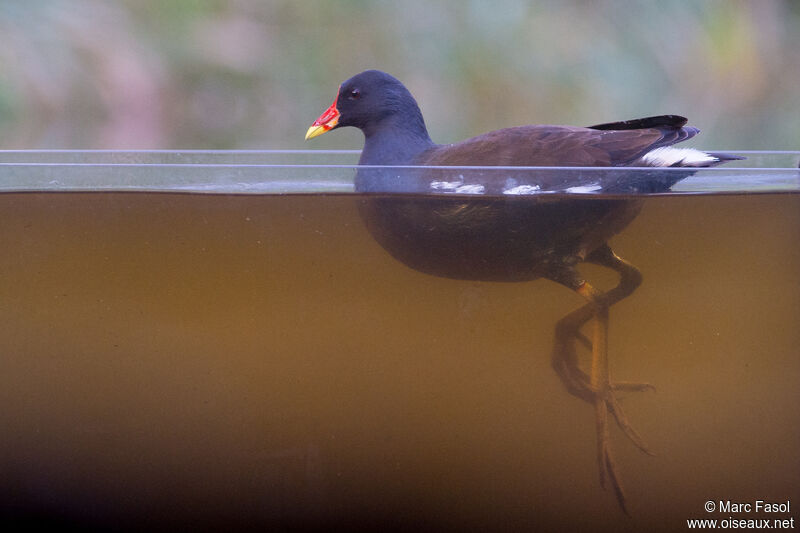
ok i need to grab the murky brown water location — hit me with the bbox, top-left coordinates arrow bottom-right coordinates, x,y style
0,192 -> 798,531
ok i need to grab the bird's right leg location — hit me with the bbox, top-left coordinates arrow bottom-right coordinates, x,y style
548,244 -> 654,514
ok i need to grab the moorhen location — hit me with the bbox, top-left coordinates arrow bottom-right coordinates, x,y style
305,69 -> 740,513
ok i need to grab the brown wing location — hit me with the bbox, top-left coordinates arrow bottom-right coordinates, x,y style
419,117 -> 699,167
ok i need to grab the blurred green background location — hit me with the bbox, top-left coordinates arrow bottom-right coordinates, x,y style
0,0 -> 797,150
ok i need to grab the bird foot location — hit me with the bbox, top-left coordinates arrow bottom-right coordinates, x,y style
599,382 -> 655,455
553,355 -> 654,512
553,358 -> 655,453
591,382 -> 655,515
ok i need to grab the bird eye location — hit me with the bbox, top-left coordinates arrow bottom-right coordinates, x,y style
348,88 -> 361,100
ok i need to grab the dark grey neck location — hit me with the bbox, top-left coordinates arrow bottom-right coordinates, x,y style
358,112 -> 436,166
355,119 -> 438,193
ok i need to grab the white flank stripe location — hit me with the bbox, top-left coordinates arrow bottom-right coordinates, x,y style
454,184 -> 485,194
503,184 -> 541,195
565,183 -> 602,193
430,179 -> 463,190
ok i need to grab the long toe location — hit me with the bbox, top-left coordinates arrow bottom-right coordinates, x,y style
605,389 -> 655,456
594,397 -> 631,515
612,381 -> 656,393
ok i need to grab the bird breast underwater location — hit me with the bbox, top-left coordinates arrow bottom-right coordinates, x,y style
356,194 -> 642,282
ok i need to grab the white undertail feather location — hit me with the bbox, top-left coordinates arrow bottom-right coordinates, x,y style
638,147 -> 719,167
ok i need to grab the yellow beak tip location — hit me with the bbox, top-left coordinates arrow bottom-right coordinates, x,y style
305,125 -> 327,141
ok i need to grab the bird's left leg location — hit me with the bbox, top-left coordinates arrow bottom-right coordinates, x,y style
583,245 -> 654,453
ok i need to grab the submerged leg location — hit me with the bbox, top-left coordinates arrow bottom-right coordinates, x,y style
584,245 -> 654,451
548,244 -> 653,514
551,245 -> 649,402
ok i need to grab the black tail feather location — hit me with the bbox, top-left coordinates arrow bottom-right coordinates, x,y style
588,115 -> 689,131
707,152 -> 746,162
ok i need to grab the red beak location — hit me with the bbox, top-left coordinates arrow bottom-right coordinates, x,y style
305,92 -> 340,140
